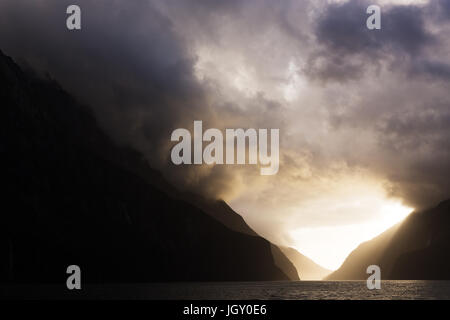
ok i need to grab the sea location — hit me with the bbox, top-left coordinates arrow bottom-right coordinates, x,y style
2,280 -> 450,300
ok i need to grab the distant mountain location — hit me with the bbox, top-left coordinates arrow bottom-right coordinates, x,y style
97,136 -> 300,281
181,194 -> 300,281
327,200 -> 450,280
279,247 -> 331,280
0,50 -> 290,283
268,245 -> 299,281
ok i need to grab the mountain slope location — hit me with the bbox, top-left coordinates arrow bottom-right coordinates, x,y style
181,193 -> 300,280
0,50 -> 289,283
327,200 -> 450,280
279,247 -> 331,280
326,223 -> 401,280
270,244 -> 301,281
79,126 -> 300,280
388,200 -> 450,279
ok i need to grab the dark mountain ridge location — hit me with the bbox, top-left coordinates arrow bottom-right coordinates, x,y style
279,247 -> 331,280
327,199 -> 450,280
0,50 -> 291,283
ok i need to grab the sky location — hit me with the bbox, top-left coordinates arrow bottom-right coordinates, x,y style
1,0 -> 450,269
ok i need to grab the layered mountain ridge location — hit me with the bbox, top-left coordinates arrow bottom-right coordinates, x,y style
0,49 -> 296,283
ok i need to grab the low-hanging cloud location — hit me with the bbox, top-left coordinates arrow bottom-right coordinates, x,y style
0,0 -> 287,200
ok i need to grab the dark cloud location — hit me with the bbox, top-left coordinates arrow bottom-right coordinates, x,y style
0,0 -> 203,194
375,104 -> 450,207
0,0 -> 201,147
431,0 -> 450,20
309,0 -> 434,82
0,0 -> 288,200
409,60 -> 450,81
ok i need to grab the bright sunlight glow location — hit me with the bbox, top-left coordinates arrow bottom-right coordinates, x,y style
290,200 -> 414,271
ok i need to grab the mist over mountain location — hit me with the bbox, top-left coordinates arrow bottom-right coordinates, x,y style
279,247 -> 331,280
0,50 -> 292,283
327,200 -> 450,280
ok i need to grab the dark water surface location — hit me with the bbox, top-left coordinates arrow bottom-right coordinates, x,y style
2,281 -> 450,299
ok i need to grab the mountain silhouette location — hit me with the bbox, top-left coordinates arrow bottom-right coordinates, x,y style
0,50 -> 292,283
327,200 -> 450,280
180,195 -> 300,280
278,247 -> 331,280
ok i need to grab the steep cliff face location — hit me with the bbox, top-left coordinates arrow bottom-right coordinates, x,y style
388,200 -> 450,279
0,50 -> 289,283
270,244 -> 301,281
327,200 -> 450,280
